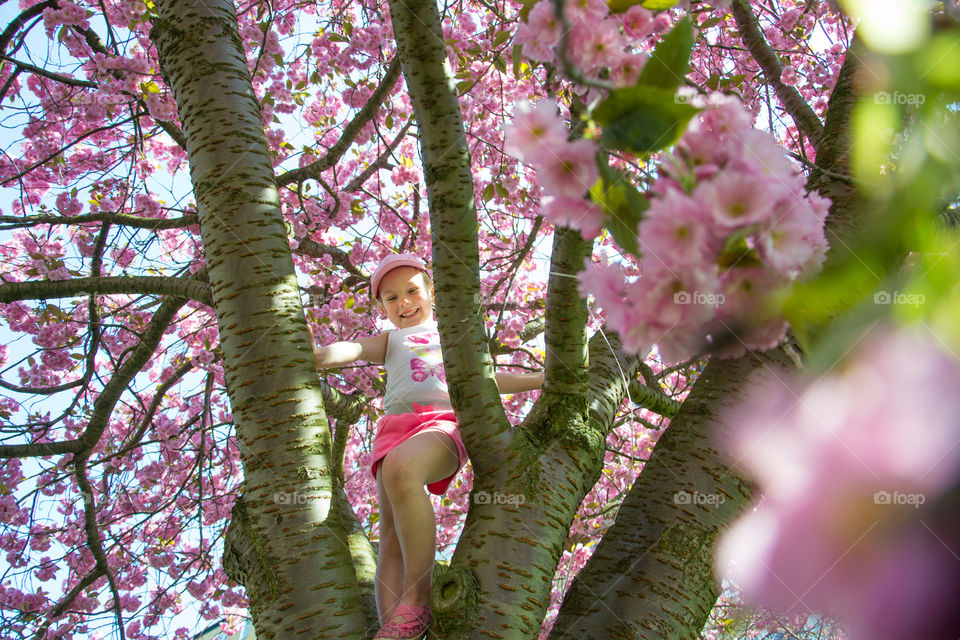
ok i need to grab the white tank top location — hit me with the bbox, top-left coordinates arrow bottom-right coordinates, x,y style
382,321 -> 452,415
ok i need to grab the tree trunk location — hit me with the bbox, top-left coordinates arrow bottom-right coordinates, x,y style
549,349 -> 793,639
152,1 -> 371,636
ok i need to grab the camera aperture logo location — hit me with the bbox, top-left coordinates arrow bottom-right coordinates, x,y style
874,90 -> 926,106
673,490 -> 726,506
873,290 -> 924,308
674,290 -> 725,308
873,490 -> 925,508
473,490 -> 526,506
274,491 -> 311,505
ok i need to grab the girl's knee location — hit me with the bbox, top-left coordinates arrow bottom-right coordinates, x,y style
380,452 -> 424,494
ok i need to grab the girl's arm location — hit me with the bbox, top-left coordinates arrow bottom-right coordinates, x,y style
495,371 -> 544,395
308,325 -> 388,369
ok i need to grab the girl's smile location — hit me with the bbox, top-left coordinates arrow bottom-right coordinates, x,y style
377,266 -> 434,329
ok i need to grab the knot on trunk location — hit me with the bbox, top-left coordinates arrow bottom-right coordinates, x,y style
430,564 -> 480,634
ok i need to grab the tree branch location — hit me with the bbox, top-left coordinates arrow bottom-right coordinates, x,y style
0,53 -> 98,87
0,1 -> 57,57
293,239 -> 368,281
387,0 -> 508,447
276,56 -> 402,188
30,567 -> 106,640
731,0 -> 825,146
71,22 -> 187,149
0,275 -> 213,307
550,349 -> 794,639
74,459 -> 126,640
0,211 -> 198,230
0,298 -> 186,459
342,116 -> 413,193
541,226 -> 591,403
627,377 -> 681,418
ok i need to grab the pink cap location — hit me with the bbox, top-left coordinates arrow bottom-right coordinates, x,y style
370,253 -> 429,299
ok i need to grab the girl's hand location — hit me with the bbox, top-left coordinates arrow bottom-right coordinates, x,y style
311,333 -> 388,369
495,371 -> 544,394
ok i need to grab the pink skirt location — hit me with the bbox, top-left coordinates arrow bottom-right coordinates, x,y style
371,404 -> 468,495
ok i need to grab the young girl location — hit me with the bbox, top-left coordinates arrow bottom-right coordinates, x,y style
309,253 -> 543,640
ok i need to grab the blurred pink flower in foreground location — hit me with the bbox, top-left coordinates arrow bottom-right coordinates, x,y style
717,326 -> 960,640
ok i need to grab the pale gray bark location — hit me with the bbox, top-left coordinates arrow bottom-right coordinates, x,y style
152,0 -> 371,636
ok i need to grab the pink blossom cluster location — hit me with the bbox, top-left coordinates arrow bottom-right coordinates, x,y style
504,101 -> 604,238
717,326 -> 960,640
686,2 -> 847,155
579,95 -> 830,362
515,0 -> 651,86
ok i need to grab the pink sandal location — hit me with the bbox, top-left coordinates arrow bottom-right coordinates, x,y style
374,602 -> 432,640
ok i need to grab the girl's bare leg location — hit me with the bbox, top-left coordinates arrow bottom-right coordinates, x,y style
378,431 -> 459,608
375,473 -> 405,623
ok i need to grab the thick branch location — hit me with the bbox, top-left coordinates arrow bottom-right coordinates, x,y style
731,0 -> 825,146
542,226 -> 591,403
277,56 -> 402,188
387,0 -> 507,444
0,297 -> 184,458
319,382 -> 366,427
627,378 -> 681,418
294,239 -> 368,281
0,275 -> 213,307
0,1 -> 57,57
0,211 -> 198,230
586,329 -> 642,434
807,34 -> 862,246
0,53 -> 97,88
550,350 -> 793,640
342,116 -> 413,192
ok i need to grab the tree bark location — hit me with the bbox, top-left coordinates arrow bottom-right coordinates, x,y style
385,0 -> 509,459
152,0 -> 370,636
549,349 -> 793,639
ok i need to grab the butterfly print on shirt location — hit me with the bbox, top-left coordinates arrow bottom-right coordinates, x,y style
410,357 -> 446,383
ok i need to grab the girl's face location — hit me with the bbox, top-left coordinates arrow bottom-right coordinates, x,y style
377,266 -> 434,329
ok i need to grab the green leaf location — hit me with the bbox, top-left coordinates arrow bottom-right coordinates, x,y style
589,164 -> 649,256
592,86 -> 699,153
609,0 -> 679,9
482,183 -> 495,202
716,226 -> 763,270
493,29 -> 511,47
513,43 -> 525,78
914,31 -> 960,90
636,16 -> 693,91
518,0 -> 540,22
641,0 -> 681,8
